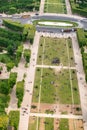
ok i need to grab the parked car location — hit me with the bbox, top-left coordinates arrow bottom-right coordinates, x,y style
35,13 -> 39,16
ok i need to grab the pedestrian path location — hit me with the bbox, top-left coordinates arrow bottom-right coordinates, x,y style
30,112 -> 83,119
18,32 -> 40,130
65,0 -> 72,14
71,33 -> 87,130
36,65 -> 76,70
39,0 -> 45,14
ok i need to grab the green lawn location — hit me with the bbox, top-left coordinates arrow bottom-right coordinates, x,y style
32,68 -> 80,104
71,70 -> 80,104
44,0 -> 66,13
28,117 -> 40,130
46,0 -> 65,3
33,19 -> 78,28
37,37 -> 75,66
28,117 -> 53,130
68,39 -> 75,66
59,119 -> 69,130
32,68 -> 41,102
45,118 -> 54,130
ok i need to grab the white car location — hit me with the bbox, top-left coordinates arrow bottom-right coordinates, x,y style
61,29 -> 64,33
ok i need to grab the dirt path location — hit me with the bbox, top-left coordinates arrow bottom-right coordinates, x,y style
39,118 -> 45,130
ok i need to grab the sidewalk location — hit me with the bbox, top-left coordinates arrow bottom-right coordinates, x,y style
65,0 -> 72,14
39,0 -> 45,14
71,33 -> 87,130
18,32 -> 40,130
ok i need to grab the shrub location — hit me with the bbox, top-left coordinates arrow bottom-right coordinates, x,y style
8,72 -> 17,89
6,62 -> 15,71
0,115 -> 8,130
24,49 -> 31,63
16,45 -> 23,64
9,111 -> 20,130
23,24 -> 35,43
0,79 -> 9,95
16,80 -> 24,107
9,7 -> 16,14
0,94 -> 10,114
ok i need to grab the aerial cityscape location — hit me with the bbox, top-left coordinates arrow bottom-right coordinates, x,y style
0,0 -> 87,130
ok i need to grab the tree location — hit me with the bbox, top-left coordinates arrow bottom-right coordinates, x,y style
0,82 -> 9,94
9,7 -> 16,14
8,72 -> 17,88
7,45 -> 14,55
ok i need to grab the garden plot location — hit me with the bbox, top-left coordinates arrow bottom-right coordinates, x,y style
28,117 -> 84,130
37,37 -> 75,67
32,68 -> 80,104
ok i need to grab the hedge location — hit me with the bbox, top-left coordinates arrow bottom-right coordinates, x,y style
77,28 -> 86,47
3,19 -> 24,32
8,72 -> 17,89
9,111 -> 20,130
16,80 -> 24,107
77,29 -> 87,82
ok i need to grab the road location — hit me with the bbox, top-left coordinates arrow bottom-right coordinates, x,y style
0,13 -> 87,30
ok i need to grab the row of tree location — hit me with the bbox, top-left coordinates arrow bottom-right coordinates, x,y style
74,0 -> 87,4
0,28 -> 22,41
77,29 -> 87,82
0,72 -> 17,95
0,0 -> 40,14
